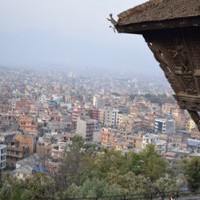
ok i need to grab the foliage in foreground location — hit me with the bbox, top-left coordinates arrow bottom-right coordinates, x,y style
184,156 -> 200,192
0,137 -> 193,200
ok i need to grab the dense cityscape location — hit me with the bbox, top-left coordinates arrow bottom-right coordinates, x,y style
0,66 -> 199,199
1,0 -> 200,199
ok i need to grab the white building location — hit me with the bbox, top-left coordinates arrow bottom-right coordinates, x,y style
155,118 -> 175,134
0,144 -> 7,169
142,133 -> 166,155
142,133 -> 158,149
103,108 -> 122,127
93,95 -> 105,109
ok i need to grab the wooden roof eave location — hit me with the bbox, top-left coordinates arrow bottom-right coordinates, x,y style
115,17 -> 200,35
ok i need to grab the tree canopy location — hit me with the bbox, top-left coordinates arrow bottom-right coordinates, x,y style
184,157 -> 200,192
0,138 -> 188,199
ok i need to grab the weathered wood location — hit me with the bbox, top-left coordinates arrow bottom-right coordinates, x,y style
115,0 -> 200,130
116,18 -> 200,34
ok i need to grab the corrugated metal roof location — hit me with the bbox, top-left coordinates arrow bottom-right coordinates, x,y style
117,0 -> 200,25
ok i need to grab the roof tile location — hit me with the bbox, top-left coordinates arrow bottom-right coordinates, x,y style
118,0 -> 200,25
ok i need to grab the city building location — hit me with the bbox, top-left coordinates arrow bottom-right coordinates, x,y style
142,133 -> 158,149
142,133 -> 166,155
14,134 -> 37,154
186,119 -> 196,131
101,128 -> 116,147
18,116 -> 38,133
12,153 -> 41,180
0,144 -> 7,169
126,134 -> 143,150
103,108 -> 122,127
6,139 -> 29,168
76,117 -> 99,141
93,94 -> 106,109
155,118 -> 175,134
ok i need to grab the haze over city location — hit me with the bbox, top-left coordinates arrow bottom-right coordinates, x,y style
1,1 -> 200,199
0,0 -> 165,77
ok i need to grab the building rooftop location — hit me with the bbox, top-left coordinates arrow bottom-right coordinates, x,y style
117,0 -> 200,26
187,138 -> 200,147
143,133 -> 158,139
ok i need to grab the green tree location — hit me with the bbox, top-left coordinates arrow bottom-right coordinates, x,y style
53,136 -> 86,191
153,177 -> 182,193
107,170 -> 154,194
144,93 -> 175,105
0,174 -> 32,200
141,144 -> 168,181
23,172 -> 54,200
0,141 -> 180,199
126,151 -> 144,175
91,150 -> 127,179
184,157 -> 200,192
63,178 -> 125,199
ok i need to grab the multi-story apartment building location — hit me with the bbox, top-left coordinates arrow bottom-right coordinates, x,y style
101,128 -> 116,147
100,108 -> 122,127
155,118 -> 175,134
93,94 -> 105,109
0,144 -> 7,169
76,117 -> 99,142
101,128 -> 135,149
14,134 -> 37,154
6,140 -> 29,168
126,134 -> 143,149
88,109 -> 99,120
18,116 -> 38,133
142,133 -> 159,149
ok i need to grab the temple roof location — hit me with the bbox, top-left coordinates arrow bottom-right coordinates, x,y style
117,0 -> 200,26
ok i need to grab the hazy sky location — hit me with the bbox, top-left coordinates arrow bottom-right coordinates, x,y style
0,0 -> 163,75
